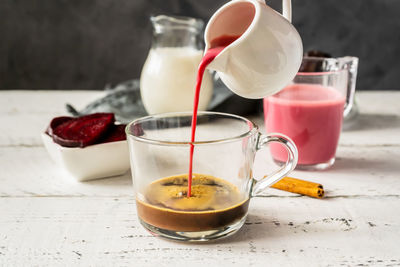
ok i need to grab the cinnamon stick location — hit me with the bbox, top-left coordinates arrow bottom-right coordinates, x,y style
270,176 -> 324,198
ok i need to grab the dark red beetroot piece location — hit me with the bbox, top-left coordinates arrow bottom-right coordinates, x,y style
299,50 -> 332,72
46,116 -> 73,136
52,113 -> 115,148
101,124 -> 127,143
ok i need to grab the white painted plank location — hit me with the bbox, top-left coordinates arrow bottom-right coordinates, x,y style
0,90 -> 104,114
338,113 -> 400,146
0,146 -> 133,197
0,91 -> 104,147
1,91 -> 398,116
0,145 -> 399,198
0,197 -> 399,266
354,91 -> 400,115
1,91 -> 400,147
256,144 -> 400,198
0,90 -> 399,266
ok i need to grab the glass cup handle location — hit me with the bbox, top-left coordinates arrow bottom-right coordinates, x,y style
341,56 -> 359,117
251,133 -> 298,197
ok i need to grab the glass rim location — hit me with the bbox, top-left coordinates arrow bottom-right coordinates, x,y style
296,69 -> 348,76
151,15 -> 204,32
298,56 -> 359,76
125,111 -> 258,146
302,55 -> 359,62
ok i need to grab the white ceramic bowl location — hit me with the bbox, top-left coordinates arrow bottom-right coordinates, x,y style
41,133 -> 130,181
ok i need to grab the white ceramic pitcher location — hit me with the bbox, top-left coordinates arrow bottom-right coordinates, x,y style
204,0 -> 303,99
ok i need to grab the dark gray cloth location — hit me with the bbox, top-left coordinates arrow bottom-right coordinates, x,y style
66,79 -> 261,123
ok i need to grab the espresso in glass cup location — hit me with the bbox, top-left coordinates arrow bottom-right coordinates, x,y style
126,112 -> 297,242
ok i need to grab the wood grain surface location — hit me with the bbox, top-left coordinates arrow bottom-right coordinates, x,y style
0,90 -> 399,266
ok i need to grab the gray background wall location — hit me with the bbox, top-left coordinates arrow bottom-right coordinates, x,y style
1,0 -> 399,90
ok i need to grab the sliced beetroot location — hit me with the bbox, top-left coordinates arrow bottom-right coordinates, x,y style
101,124 -> 127,143
52,113 -> 115,148
46,116 -> 73,136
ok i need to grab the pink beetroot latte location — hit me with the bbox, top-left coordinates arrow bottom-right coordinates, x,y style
263,83 -> 345,166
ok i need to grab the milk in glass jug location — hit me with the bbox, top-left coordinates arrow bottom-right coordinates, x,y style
140,15 -> 213,114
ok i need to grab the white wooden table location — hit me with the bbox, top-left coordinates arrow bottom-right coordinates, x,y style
1,90 -> 399,266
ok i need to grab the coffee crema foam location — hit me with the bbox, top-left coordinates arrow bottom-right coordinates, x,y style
136,174 -> 249,232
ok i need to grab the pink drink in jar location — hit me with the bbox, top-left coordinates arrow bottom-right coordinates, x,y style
264,83 -> 345,167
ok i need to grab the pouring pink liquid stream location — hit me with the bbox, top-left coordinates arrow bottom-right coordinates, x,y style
188,35 -> 240,197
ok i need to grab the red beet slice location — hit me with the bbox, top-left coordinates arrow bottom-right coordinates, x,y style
101,124 -> 127,143
46,116 -> 73,136
52,113 -> 115,148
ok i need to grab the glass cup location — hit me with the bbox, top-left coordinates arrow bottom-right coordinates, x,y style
263,57 -> 358,170
126,111 -> 297,242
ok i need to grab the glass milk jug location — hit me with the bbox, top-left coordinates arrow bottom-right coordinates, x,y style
140,15 -> 213,114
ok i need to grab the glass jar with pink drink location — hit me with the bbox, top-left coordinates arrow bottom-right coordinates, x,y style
263,56 -> 358,170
